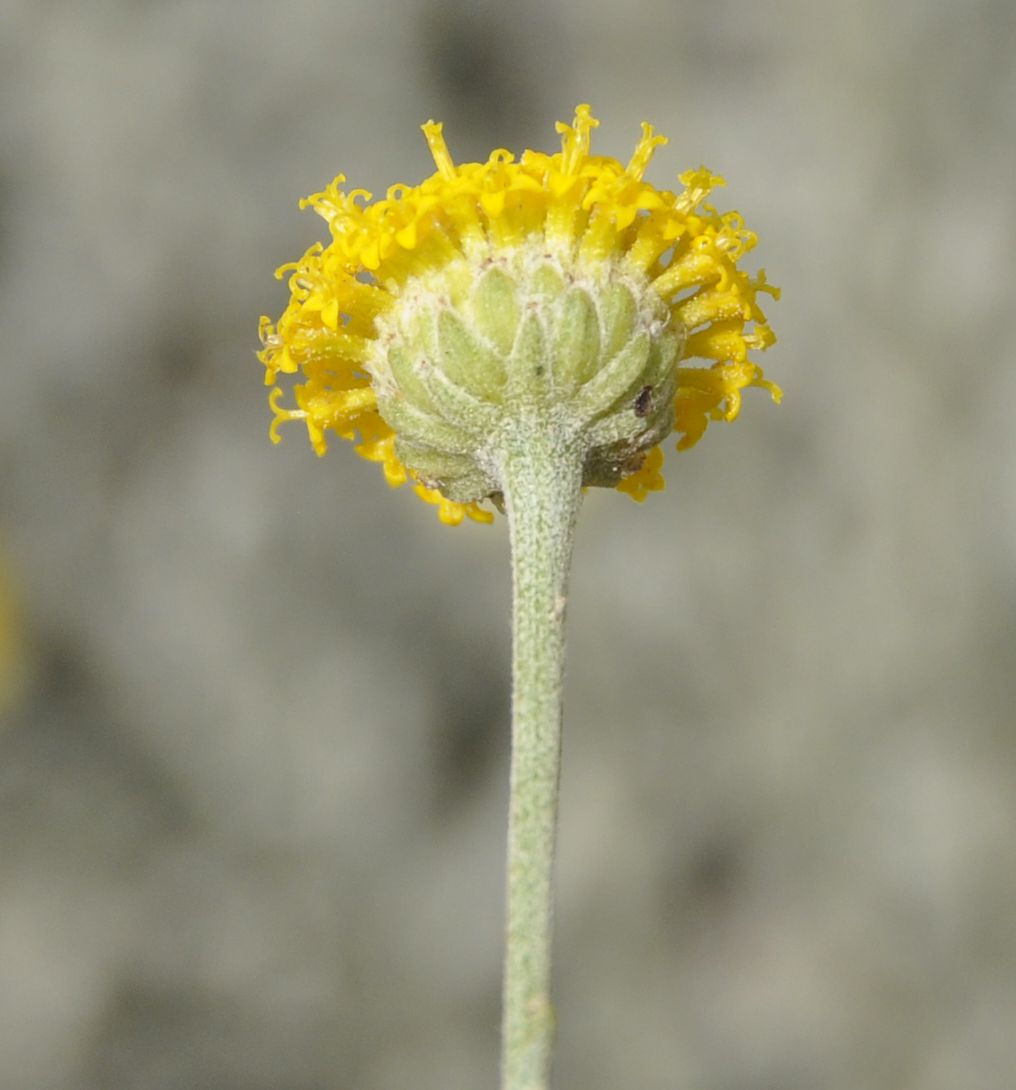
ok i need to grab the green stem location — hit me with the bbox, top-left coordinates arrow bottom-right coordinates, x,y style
498,418 -> 585,1090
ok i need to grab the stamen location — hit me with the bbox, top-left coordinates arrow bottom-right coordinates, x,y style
675,167 -> 726,214
625,123 -> 668,181
556,104 -> 600,175
422,121 -> 457,180
753,269 -> 781,300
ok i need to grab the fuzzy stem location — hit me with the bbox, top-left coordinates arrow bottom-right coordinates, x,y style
498,418 -> 584,1090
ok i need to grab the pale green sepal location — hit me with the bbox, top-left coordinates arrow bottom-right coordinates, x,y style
551,288 -> 601,392
394,438 -> 495,501
599,281 -> 638,360
435,471 -> 500,503
573,330 -> 650,418
584,373 -> 677,449
400,304 -> 440,362
580,334 -> 681,436
423,364 -> 503,435
530,262 -> 566,301
506,312 -> 550,405
473,266 -> 521,356
441,260 -> 476,311
438,309 -> 507,402
642,330 -> 681,389
392,440 -> 478,481
377,395 -> 476,455
387,344 -> 441,416
584,409 -> 646,450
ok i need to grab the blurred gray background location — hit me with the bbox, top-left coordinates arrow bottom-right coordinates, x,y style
2,1 -> 1015,1088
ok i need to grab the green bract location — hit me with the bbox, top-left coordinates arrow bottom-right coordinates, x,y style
367,243 -> 683,506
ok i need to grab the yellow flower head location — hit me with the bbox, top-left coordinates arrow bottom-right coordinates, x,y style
259,105 -> 780,525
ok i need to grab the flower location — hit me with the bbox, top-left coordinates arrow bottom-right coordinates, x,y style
259,105 -> 780,525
